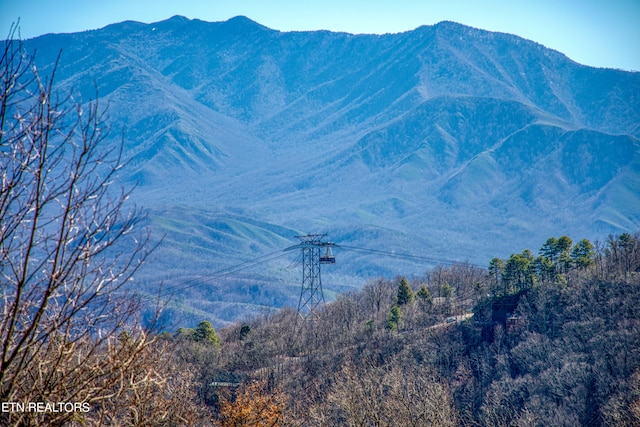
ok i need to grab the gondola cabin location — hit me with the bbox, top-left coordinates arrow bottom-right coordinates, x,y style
320,246 -> 336,264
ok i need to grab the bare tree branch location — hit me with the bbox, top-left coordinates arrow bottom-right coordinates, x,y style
0,25 -> 205,427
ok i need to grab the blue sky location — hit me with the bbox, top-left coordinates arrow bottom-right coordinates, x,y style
1,0 -> 639,71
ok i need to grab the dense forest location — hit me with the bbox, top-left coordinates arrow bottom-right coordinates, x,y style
159,232 -> 639,426
2,28 -> 639,427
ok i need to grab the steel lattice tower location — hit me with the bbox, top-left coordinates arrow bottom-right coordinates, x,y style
286,234 -> 336,319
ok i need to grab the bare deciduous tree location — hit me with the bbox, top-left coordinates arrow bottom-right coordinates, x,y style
0,26 -> 204,426
318,358 -> 457,426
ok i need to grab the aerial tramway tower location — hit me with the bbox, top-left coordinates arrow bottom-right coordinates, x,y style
286,234 -> 336,319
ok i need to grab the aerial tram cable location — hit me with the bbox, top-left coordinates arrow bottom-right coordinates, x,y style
167,251 -> 289,296
155,250 -> 285,296
140,250 -> 290,302
338,244 -> 485,269
137,239 -> 486,304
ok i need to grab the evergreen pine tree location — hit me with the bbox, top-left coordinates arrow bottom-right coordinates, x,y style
417,285 -> 433,305
571,239 -> 595,269
386,305 -> 402,331
397,277 -> 415,305
193,320 -> 220,346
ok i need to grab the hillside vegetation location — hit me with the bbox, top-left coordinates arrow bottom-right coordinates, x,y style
164,232 -> 640,426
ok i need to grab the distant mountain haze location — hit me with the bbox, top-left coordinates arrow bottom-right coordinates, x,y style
19,15 -> 640,326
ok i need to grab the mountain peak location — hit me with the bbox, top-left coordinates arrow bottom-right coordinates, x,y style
223,15 -> 271,31
166,15 -> 190,23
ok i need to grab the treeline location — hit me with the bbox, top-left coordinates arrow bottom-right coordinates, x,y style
161,232 -> 640,426
487,234 -> 638,296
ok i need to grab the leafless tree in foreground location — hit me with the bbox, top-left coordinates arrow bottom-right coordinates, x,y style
0,26 -> 209,426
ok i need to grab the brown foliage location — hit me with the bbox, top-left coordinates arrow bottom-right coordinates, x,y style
218,380 -> 285,427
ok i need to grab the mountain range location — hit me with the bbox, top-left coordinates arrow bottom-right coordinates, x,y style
22,15 -> 640,327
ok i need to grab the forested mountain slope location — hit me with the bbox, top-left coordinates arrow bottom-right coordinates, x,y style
172,233 -> 640,426
21,16 -> 640,326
